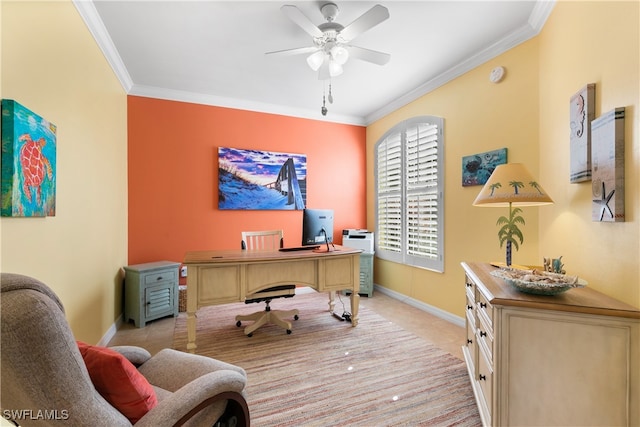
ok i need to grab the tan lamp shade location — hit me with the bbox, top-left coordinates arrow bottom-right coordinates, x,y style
473,163 -> 553,207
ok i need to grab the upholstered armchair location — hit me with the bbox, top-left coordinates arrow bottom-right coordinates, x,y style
0,273 -> 250,426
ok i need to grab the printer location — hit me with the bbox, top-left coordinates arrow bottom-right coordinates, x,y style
342,229 -> 374,253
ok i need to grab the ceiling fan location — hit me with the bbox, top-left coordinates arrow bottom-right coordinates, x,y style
266,2 -> 390,80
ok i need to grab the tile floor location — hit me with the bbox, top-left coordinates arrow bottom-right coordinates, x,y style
108,288 -> 465,360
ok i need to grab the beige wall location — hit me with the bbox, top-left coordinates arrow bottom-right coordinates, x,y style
538,1 -> 639,306
368,1 -> 639,315
368,38 -> 541,317
1,1 -> 128,344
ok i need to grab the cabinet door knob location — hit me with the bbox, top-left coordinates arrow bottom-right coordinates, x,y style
467,305 -> 473,310
479,302 -> 487,308
480,331 -> 487,337
466,283 -> 472,288
467,339 -> 473,344
479,374 -> 486,381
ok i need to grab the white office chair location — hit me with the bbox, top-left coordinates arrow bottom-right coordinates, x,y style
235,230 -> 299,337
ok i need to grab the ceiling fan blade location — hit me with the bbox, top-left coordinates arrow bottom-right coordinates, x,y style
265,46 -> 319,57
339,4 -> 389,42
281,5 -> 323,38
346,45 -> 390,66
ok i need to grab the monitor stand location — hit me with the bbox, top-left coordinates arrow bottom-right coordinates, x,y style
313,242 -> 337,253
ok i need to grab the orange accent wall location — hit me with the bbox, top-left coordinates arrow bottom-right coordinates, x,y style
127,96 -> 366,266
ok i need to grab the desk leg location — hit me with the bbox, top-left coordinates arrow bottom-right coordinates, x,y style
328,291 -> 336,313
350,292 -> 360,327
186,270 -> 198,353
186,310 -> 197,353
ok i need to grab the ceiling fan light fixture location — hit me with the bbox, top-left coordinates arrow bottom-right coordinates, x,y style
329,61 -> 343,77
271,2 -> 391,115
306,50 -> 325,71
330,45 -> 349,65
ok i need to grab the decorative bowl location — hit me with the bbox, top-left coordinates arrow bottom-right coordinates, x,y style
490,268 -> 587,296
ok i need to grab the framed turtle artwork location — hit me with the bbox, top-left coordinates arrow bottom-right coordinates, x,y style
1,99 -> 57,217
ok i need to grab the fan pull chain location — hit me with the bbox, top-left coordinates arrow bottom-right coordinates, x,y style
328,81 -> 334,104
321,84 -> 328,116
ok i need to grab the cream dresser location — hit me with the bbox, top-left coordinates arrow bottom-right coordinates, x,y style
461,262 -> 640,426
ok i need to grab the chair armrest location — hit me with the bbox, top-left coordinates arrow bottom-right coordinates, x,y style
109,345 -> 152,367
138,348 -> 246,391
134,370 -> 248,427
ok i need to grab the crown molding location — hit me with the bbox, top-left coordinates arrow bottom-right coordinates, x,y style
73,0 -> 133,92
129,85 -> 366,126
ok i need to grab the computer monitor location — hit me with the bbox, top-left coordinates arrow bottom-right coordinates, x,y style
302,209 -> 334,246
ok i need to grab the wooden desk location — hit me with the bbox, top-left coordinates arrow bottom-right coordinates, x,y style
183,246 -> 361,352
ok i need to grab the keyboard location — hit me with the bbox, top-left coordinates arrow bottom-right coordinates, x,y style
279,245 -> 320,252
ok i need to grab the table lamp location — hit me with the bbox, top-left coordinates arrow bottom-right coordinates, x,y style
473,163 -> 553,266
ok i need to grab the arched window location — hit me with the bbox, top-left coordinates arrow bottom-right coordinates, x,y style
375,116 -> 444,272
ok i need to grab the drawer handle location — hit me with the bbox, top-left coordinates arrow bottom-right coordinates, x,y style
479,331 -> 487,337
479,302 -> 487,308
467,339 -> 473,344
467,305 -> 473,310
156,276 -> 163,281
147,301 -> 151,305
466,283 -> 472,288
479,374 -> 486,381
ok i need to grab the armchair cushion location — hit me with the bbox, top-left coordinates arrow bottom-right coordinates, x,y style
77,341 -> 158,423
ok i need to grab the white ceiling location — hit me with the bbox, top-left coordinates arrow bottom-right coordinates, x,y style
75,1 -> 555,125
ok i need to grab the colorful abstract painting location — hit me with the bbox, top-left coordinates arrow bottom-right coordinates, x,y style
218,147 -> 307,210
462,147 -> 507,186
1,100 -> 57,217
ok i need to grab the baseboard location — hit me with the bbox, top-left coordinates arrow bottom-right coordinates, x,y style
99,313 -> 123,347
373,284 -> 465,328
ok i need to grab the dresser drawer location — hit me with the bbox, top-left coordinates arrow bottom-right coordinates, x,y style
477,344 -> 493,421
143,269 -> 177,285
466,293 -> 475,316
465,320 -> 477,369
476,288 -> 493,330
477,310 -> 494,363
465,276 -> 475,300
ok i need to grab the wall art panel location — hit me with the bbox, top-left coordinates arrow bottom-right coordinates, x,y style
218,147 -> 307,210
591,107 -> 625,222
1,99 -> 57,217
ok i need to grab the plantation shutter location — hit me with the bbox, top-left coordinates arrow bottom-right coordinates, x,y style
375,116 -> 444,272
406,123 -> 440,262
376,133 -> 403,262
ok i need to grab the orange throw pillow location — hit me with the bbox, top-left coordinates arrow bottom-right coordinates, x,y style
77,341 -> 157,423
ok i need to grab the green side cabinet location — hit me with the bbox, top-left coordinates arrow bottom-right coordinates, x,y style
345,252 -> 374,297
124,261 -> 180,327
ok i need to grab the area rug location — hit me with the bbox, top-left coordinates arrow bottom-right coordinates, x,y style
173,291 -> 481,426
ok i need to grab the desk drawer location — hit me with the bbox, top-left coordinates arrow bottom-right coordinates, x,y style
246,260 -> 316,293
